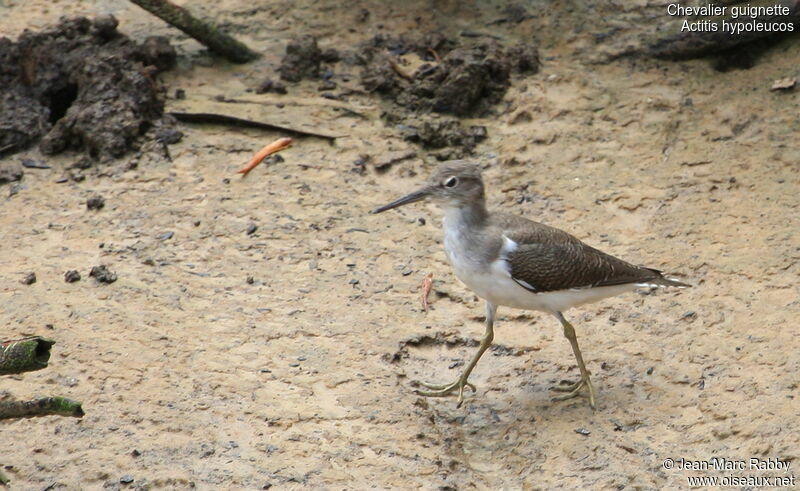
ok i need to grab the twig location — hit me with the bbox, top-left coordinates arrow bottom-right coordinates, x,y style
427,48 -> 442,64
128,0 -> 259,63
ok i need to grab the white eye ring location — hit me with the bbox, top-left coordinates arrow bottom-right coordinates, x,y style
444,176 -> 458,188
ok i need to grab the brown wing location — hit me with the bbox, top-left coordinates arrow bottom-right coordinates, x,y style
492,212 -> 665,293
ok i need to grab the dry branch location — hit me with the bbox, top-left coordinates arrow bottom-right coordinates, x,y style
129,0 -> 259,63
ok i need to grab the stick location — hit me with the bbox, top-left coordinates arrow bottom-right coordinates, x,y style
128,0 -> 259,63
0,397 -> 84,420
237,137 -> 292,176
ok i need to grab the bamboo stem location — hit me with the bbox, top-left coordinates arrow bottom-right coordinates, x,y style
0,337 -> 54,375
0,397 -> 84,420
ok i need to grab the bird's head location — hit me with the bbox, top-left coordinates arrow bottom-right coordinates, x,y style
372,160 -> 485,214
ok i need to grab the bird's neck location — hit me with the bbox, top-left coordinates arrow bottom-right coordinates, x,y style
442,200 -> 497,274
443,200 -> 489,232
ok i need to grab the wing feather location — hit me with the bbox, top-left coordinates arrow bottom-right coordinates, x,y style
492,212 -> 664,293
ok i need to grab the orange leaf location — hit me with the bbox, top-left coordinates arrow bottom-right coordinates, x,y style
237,137 -> 293,176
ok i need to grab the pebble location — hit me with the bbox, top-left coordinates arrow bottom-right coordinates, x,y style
21,272 -> 36,285
92,14 -> 119,37
64,270 -> 81,283
574,428 -> 591,436
157,231 -> 174,241
246,224 -> 258,235
119,475 -> 134,484
86,195 -> 105,210
155,127 -> 183,145
317,80 -> 337,91
257,79 -> 288,95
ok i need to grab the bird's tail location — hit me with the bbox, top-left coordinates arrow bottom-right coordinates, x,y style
650,276 -> 691,288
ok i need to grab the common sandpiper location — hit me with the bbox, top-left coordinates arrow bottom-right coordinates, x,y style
373,160 -> 689,409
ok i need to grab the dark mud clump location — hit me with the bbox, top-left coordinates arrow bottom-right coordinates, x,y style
64,270 -> 81,283
359,34 -> 539,117
0,161 -> 23,184
279,35 -> 322,82
398,42 -> 514,116
354,34 -> 538,158
399,118 -> 488,160
89,265 -> 117,284
0,16 -> 177,161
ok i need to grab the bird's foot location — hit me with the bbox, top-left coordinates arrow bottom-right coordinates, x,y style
551,379 -> 583,393
551,375 -> 596,409
414,378 -> 476,407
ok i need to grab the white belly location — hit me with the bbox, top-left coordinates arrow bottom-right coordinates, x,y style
456,262 -> 640,313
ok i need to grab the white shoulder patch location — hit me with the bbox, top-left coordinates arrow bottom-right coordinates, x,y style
500,235 -> 518,255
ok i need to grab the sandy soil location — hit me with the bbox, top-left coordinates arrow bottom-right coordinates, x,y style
1,1 -> 798,489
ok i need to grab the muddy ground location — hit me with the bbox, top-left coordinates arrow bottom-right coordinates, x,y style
1,0 -> 798,489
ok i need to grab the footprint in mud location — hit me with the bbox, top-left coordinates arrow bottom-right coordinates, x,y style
385,331 -> 540,401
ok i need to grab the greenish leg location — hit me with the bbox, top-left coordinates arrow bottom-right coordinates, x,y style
550,312 -> 597,409
415,302 -> 498,407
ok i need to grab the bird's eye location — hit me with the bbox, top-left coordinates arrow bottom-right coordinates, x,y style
444,176 -> 458,188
